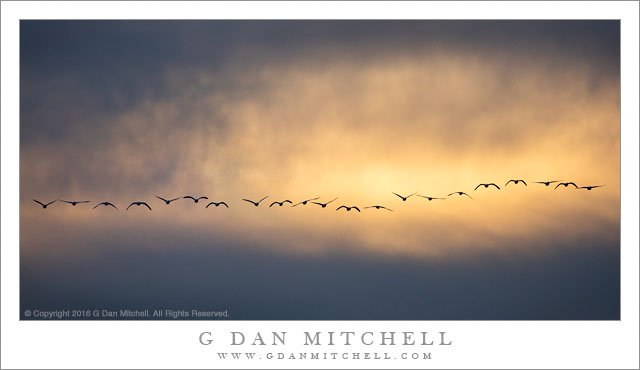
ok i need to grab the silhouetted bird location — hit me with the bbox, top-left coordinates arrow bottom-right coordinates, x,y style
183,195 -> 208,203
60,200 -> 90,206
206,201 -> 229,208
93,202 -> 118,210
336,205 -> 360,212
33,199 -> 56,209
554,182 -> 578,189
365,205 -> 393,211
416,195 -> 445,201
292,197 -> 320,207
269,200 -> 292,207
243,196 -> 268,207
311,198 -> 338,208
155,195 -> 180,205
534,180 -> 561,187
474,183 -> 500,190
579,185 -> 605,191
392,192 -> 416,201
505,179 -> 527,187
127,201 -> 152,211
448,192 -> 473,199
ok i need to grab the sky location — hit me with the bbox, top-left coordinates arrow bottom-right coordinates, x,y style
20,20 -> 620,319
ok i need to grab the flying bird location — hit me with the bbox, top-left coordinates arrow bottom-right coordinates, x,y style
416,195 -> 445,201
269,200 -> 292,207
392,192 -> 416,201
534,180 -> 561,187
126,201 -> 152,211
93,202 -> 118,210
155,195 -> 181,204
505,179 -> 527,187
448,191 -> 473,199
336,205 -> 360,212
365,205 -> 393,211
60,200 -> 90,206
311,198 -> 338,208
579,185 -> 605,191
183,195 -> 208,203
292,197 -> 320,207
474,183 -> 501,190
206,201 -> 229,208
554,182 -> 579,189
243,196 -> 268,207
33,199 -> 56,209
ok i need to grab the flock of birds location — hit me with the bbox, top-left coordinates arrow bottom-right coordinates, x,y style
31,180 -> 605,212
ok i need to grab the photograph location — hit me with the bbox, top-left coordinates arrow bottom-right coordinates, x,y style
20,20 -> 620,321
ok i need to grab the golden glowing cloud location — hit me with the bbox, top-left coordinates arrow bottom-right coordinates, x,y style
21,48 -> 620,259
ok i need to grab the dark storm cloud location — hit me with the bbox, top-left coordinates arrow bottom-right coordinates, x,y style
21,234 -> 620,320
20,20 -> 619,143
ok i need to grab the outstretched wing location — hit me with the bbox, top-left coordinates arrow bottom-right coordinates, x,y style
567,182 -> 578,188
141,202 -> 152,210
392,192 -> 403,199
33,199 -> 44,206
220,202 -> 229,208
489,183 -> 500,190
474,184 -> 482,190
336,206 -> 346,211
505,180 -> 514,186
242,199 -> 255,205
447,192 -> 457,197
60,200 -> 73,204
108,203 -> 119,210
353,206 -> 361,212
155,195 -> 167,202
126,203 -> 135,210
282,200 -> 292,204
521,180 -> 527,186
326,197 -> 338,204
206,202 -> 214,208
198,196 -> 209,200
554,183 -> 563,189
269,201 -> 278,207
184,196 -> 195,201
462,192 -> 473,199
169,197 -> 180,202
381,206 -> 393,211
257,196 -> 269,204
93,203 -> 101,209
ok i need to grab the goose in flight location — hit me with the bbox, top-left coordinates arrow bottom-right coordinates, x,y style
365,205 -> 393,211
60,200 -> 90,206
416,195 -> 445,201
269,200 -> 292,207
292,197 -> 320,207
336,205 -> 360,212
554,182 -> 578,189
579,185 -> 605,191
206,201 -> 229,208
474,183 -> 501,190
243,196 -> 268,207
156,195 -> 181,205
126,201 -> 152,211
93,202 -> 118,210
448,191 -> 473,199
392,192 -> 416,201
311,198 -> 338,208
33,199 -> 57,209
534,180 -> 561,187
183,195 -> 208,203
505,179 -> 527,187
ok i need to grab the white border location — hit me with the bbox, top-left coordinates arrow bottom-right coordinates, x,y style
2,1 -> 638,369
